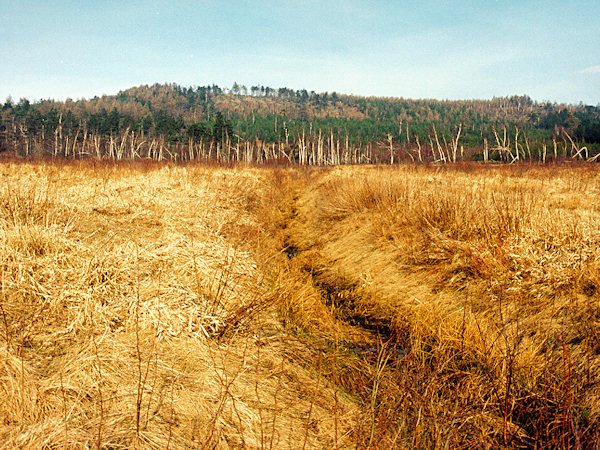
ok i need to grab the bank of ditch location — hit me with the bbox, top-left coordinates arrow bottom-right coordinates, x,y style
228,165 -> 600,448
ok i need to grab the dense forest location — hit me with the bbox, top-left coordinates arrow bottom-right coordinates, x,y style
1,82 -> 599,163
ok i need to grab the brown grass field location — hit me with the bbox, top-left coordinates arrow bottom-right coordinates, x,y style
1,159 -> 599,448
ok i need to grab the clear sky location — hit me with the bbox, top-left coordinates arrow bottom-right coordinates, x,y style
1,0 -> 599,105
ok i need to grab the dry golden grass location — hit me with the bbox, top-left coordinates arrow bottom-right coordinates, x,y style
2,159 -> 600,448
0,160 -> 358,449
283,163 -> 600,447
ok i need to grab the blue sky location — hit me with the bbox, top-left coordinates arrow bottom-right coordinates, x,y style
1,0 -> 599,104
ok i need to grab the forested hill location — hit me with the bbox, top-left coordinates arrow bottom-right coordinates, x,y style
1,82 -> 599,163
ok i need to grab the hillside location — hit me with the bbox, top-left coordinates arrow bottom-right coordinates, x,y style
1,83 -> 599,163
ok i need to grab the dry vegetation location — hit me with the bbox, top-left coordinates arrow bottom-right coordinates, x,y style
1,158 -> 599,448
0,160 -> 357,448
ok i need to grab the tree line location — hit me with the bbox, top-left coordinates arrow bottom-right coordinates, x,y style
1,83 -> 599,164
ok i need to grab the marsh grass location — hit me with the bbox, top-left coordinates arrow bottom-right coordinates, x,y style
1,160 -> 599,448
0,161 -> 358,448
277,163 -> 600,447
